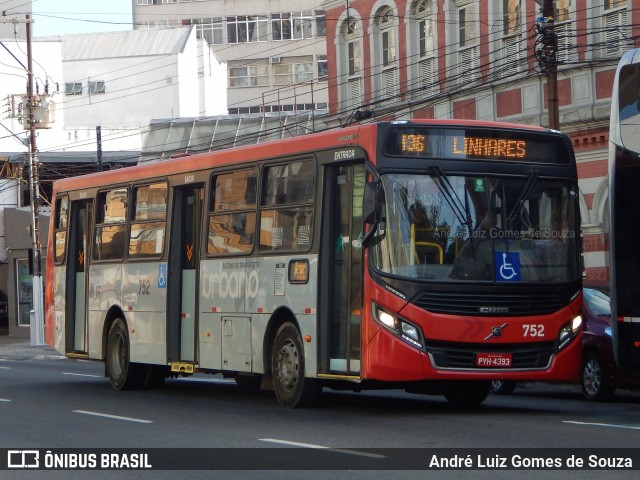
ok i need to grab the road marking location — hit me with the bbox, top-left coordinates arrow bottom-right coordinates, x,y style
563,420 -> 640,430
259,438 -> 385,458
0,398 -> 10,402
62,372 -> 102,378
73,410 -> 153,424
0,366 -> 11,369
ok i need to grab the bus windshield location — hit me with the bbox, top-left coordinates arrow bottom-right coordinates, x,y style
370,173 -> 580,283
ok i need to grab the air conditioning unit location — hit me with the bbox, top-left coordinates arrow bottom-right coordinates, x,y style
270,56 -> 282,64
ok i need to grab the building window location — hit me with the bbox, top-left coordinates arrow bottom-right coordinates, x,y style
273,63 -> 313,85
378,7 -> 396,67
292,11 -> 313,39
416,0 -> 436,96
88,81 -> 106,95
272,13 -> 292,41
272,12 -> 313,40
315,10 -> 326,37
374,6 -> 398,102
348,40 -> 361,77
184,17 -> 223,45
417,0 -> 434,57
603,0 -> 630,56
501,0 -> 522,73
553,0 -> 576,63
457,4 -> 479,85
317,55 -> 327,81
65,82 -> 82,96
503,0 -> 520,34
341,17 -> 363,110
229,65 -> 269,87
227,15 -> 268,43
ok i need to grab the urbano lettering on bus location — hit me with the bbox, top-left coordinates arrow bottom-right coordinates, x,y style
201,264 -> 260,299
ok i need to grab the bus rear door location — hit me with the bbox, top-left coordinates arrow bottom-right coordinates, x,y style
67,199 -> 93,354
168,185 -> 204,366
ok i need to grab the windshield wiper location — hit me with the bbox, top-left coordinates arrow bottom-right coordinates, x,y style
506,168 -> 540,227
429,166 -> 473,237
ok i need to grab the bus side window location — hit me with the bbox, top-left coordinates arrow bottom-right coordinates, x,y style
129,182 -> 167,259
208,168 -> 257,255
259,159 -> 314,252
54,196 -> 69,264
94,188 -> 128,261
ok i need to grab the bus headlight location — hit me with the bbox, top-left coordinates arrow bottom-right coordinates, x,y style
558,315 -> 582,351
373,303 -> 425,350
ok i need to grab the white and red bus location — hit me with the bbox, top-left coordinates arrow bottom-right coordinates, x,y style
608,49 -> 640,376
45,119 -> 583,407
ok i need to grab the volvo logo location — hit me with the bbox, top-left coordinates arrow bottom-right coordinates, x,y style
484,323 -> 508,340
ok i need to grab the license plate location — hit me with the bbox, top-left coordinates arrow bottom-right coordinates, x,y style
476,353 -> 512,367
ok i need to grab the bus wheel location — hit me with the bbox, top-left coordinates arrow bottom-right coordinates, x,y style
443,381 -> 491,406
143,365 -> 168,389
581,352 -> 614,401
490,380 -> 517,395
106,318 -> 144,390
271,322 -> 319,408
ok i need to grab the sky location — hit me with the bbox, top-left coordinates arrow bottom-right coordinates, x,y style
32,0 -> 133,37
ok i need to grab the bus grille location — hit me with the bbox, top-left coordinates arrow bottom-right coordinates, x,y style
413,291 -> 564,316
427,341 -> 556,369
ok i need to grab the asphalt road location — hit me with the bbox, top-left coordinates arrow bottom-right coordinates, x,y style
1,352 -> 639,480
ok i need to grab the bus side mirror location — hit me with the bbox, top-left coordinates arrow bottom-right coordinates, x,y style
363,182 -> 382,224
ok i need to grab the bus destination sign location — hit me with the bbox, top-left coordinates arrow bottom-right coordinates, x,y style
387,127 -> 568,164
401,133 -> 525,160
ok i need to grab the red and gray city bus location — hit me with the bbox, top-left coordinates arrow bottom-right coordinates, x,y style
45,119 -> 583,407
608,49 -> 640,378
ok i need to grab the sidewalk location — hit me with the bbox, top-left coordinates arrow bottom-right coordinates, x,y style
0,335 -> 64,360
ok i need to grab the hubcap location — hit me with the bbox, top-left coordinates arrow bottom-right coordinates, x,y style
583,358 -> 602,396
276,339 -> 299,393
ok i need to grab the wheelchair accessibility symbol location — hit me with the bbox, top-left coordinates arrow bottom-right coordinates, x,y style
494,252 -> 521,282
158,264 -> 167,288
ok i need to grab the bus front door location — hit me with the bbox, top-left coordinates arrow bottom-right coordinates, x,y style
320,163 -> 365,375
168,185 -> 204,365
67,199 -> 93,354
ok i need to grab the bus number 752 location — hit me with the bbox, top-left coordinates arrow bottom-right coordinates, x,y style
522,324 -> 544,337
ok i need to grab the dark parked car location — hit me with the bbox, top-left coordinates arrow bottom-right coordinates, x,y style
491,286 -> 640,400
581,286 -> 640,400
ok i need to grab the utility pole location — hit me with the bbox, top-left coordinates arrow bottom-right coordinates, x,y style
2,14 -> 52,344
96,125 -> 103,172
536,0 -> 560,130
26,14 -> 45,345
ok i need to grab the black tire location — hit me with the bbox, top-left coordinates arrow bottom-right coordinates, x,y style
143,365 -> 168,389
581,351 -> 615,401
443,381 -> 491,406
234,375 -> 262,391
490,380 -> 517,395
271,322 -> 319,408
106,318 -> 145,390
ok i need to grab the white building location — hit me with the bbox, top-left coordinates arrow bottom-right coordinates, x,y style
132,0 -> 328,115
56,26 -> 227,153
